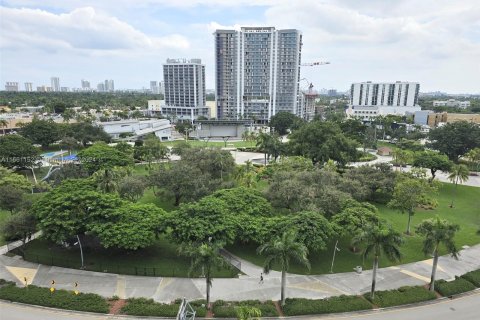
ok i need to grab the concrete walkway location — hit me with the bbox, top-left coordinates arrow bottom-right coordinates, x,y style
1,244 -> 479,303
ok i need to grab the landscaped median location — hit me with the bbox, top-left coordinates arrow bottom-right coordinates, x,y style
0,267 -> 479,318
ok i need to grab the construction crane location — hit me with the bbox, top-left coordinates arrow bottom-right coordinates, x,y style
301,61 -> 330,66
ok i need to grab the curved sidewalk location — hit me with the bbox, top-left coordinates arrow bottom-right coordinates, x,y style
1,244 -> 479,303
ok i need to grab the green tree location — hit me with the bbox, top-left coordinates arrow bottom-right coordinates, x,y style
59,136 -> 80,153
388,178 -> 437,235
66,122 -> 111,147
118,175 -> 147,202
138,135 -> 169,168
19,118 -> 60,148
448,164 -> 469,207
339,118 -> 367,144
0,167 -> 32,191
92,167 -> 128,193
415,216 -> 459,292
413,151 -> 452,181
288,121 -> 358,166
269,111 -> 303,135
0,211 -> 37,254
0,118 -> 8,135
181,148 -> 235,180
344,164 -> 396,202
352,223 -> 403,299
391,149 -> 413,171
257,230 -> 310,306
465,148 -> 480,172
180,242 -> 228,310
256,132 -> 282,163
428,121 -> 480,161
0,186 -> 25,213
0,135 -> 41,169
89,203 -> 166,250
234,160 -> 258,188
77,142 -> 132,174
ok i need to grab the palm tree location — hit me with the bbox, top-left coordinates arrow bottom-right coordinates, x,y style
0,119 -> 8,135
92,167 -> 126,193
180,242 -> 227,310
257,230 -> 310,306
448,164 -> 469,207
256,132 -> 272,165
352,222 -> 403,299
415,216 -> 459,292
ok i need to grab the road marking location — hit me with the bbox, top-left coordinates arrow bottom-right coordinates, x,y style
400,269 -> 430,283
5,266 -> 38,285
422,259 -> 446,272
114,275 -> 126,299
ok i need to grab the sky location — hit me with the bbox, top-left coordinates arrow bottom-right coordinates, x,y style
1,0 -> 479,93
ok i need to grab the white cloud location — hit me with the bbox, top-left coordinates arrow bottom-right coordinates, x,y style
0,6 -> 190,54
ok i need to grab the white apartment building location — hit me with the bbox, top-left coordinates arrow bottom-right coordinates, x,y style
24,82 -> 33,92
346,81 -> 421,120
5,82 -> 19,92
98,119 -> 172,141
433,99 -> 470,109
214,27 -> 302,122
155,58 -> 210,122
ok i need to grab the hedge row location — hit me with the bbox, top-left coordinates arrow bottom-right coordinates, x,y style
121,297 -> 207,317
0,284 -> 109,313
212,300 -> 277,317
365,286 -> 436,308
461,270 -> 480,287
435,278 -> 476,297
282,295 -> 372,316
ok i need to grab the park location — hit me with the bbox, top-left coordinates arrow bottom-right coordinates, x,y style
0,115 -> 480,318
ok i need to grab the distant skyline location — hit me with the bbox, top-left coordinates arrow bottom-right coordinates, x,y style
1,0 -> 479,93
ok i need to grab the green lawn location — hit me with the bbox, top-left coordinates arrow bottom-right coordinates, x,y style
18,236 -> 239,278
228,183 -> 480,275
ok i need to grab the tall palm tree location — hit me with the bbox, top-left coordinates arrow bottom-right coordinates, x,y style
257,230 -> 310,306
352,222 -> 403,299
92,167 -> 126,193
0,119 -> 8,135
415,216 -> 459,292
448,164 -> 469,207
181,242 -> 227,310
256,132 -> 272,165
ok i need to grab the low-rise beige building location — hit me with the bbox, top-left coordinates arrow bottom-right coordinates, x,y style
427,112 -> 480,127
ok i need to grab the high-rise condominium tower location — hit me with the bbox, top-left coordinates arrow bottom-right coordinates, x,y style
51,77 -> 60,92
104,80 -> 114,92
214,27 -> 302,122
24,82 -> 33,92
162,58 -> 209,121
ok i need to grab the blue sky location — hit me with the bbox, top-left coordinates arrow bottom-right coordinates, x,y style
1,0 -> 479,93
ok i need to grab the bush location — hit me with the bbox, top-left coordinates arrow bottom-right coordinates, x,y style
0,279 -> 16,287
435,278 -> 476,296
212,300 -> 278,317
357,152 -> 378,162
461,269 -> 480,287
0,284 -> 108,313
365,286 -> 436,307
121,298 -> 206,317
282,296 -> 372,316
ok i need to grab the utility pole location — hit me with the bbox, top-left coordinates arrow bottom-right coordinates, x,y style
330,240 -> 340,273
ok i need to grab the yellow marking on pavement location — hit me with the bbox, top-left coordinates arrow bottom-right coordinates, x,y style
423,259 -> 446,272
114,275 -> 126,299
5,266 -> 38,285
400,269 -> 430,282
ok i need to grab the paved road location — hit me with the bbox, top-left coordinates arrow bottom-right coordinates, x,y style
1,291 -> 478,320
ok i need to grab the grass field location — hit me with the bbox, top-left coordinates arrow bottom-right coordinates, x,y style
19,235 -> 239,278
228,183 -> 480,275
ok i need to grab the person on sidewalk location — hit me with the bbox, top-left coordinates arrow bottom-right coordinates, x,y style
259,272 -> 264,284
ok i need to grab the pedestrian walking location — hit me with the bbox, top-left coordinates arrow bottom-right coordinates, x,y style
259,272 -> 264,284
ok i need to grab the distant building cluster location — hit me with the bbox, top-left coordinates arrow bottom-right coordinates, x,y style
432,99 -> 470,109
4,77 -> 115,93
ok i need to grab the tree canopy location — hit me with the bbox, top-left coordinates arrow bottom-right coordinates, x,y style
428,121 -> 480,161
268,111 -> 303,135
0,134 -> 41,169
77,142 -> 132,174
413,151 -> 452,181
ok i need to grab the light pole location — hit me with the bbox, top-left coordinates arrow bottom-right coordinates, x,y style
330,240 -> 340,273
74,234 -> 84,269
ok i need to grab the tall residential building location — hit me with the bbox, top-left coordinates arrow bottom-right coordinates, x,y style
5,82 -> 19,92
51,77 -> 60,92
24,82 -> 33,92
104,79 -> 114,92
81,79 -> 90,89
214,27 -> 302,122
158,81 -> 165,95
346,81 -> 421,121
161,58 -> 209,121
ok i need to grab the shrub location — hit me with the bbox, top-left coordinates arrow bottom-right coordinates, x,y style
121,298 -> 206,317
0,279 -> 16,287
212,300 -> 278,317
365,286 -> 436,307
0,284 -> 108,313
435,278 -> 476,296
282,296 -> 372,316
461,269 -> 480,287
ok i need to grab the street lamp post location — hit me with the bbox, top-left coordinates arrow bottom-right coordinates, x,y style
75,235 -> 84,269
330,240 -> 340,273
